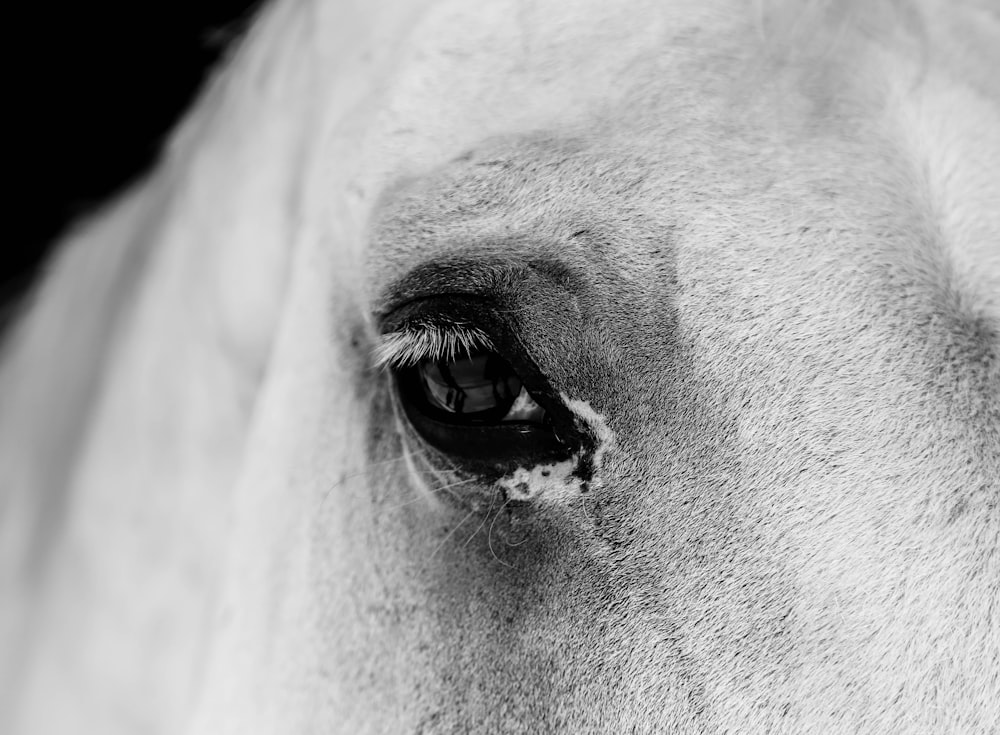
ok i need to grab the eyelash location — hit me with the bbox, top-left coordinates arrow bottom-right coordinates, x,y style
372,324 -> 494,369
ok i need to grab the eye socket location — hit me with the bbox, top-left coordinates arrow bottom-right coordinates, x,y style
403,350 -> 547,425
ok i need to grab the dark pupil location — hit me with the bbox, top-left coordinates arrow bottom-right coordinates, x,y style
417,352 -> 521,420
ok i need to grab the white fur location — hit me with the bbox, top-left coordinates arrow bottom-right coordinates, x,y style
1,1 -> 997,734
498,459 -> 580,502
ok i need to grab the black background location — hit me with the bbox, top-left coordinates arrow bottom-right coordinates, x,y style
7,3 -> 260,325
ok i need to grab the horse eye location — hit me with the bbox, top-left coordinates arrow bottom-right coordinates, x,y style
401,351 -> 546,425
393,349 -> 568,465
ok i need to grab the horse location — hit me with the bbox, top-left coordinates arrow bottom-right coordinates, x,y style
2,0 -> 997,732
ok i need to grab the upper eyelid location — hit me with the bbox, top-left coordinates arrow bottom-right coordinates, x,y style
372,259 -> 530,319
373,323 -> 494,369
371,258 -> 577,372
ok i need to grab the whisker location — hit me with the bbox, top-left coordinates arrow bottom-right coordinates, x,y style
384,476 -> 480,513
487,496 -> 516,567
504,529 -> 530,548
427,506 -> 480,562
462,488 -> 500,548
316,453 -> 414,511
578,490 -> 595,525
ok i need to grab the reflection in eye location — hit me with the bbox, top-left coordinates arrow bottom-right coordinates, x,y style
411,351 -> 546,424
382,323 -> 570,461
420,353 -> 519,415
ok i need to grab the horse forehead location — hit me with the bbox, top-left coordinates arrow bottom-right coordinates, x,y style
364,16 -> 888,278
368,119 -> 915,327
350,0 -> 768,208
362,0 -> 1000,347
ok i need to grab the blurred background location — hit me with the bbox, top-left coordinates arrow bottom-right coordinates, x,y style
6,2 -> 260,332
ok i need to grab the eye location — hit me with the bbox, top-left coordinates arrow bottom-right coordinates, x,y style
379,323 -> 575,469
402,350 -> 546,425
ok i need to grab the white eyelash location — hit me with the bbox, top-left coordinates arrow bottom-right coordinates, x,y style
373,324 -> 493,369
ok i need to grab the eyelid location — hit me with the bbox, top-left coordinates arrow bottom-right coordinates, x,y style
373,261 -> 523,319
373,323 -> 494,370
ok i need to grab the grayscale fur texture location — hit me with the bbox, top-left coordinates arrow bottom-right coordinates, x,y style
1,0 -> 997,733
